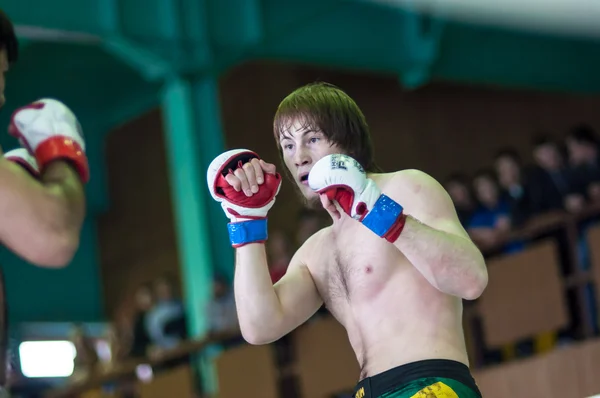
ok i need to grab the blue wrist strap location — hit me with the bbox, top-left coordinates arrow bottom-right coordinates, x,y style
361,194 -> 404,237
227,219 -> 268,247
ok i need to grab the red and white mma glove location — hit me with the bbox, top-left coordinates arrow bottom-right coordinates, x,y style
207,149 -> 282,248
4,148 -> 39,178
308,154 -> 407,243
9,99 -> 89,183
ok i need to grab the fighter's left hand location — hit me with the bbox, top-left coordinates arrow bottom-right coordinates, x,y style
319,191 -> 342,220
308,154 -> 382,220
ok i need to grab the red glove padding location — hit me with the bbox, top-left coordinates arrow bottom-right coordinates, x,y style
9,99 -> 89,183
207,149 -> 282,222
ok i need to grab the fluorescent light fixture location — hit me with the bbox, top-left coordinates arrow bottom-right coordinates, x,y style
19,341 -> 76,378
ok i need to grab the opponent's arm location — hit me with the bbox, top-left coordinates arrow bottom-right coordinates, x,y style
207,149 -> 322,345
234,239 -> 322,345
310,155 -> 487,301
0,154 -> 84,267
0,100 -> 88,267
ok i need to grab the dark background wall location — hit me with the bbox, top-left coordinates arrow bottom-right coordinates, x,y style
1,219 -> 104,323
97,61 -> 600,318
219,62 -> 600,238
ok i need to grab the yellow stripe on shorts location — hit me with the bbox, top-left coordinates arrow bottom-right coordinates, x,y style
409,381 -> 459,397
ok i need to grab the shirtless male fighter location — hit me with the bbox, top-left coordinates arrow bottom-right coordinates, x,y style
0,10 -> 88,394
208,82 -> 488,397
0,9 -> 88,268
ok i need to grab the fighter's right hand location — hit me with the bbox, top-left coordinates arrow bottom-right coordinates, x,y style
8,99 -> 89,183
207,149 -> 281,247
224,156 -> 277,197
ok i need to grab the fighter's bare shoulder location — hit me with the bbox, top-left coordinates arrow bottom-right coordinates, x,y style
373,169 -> 447,200
292,225 -> 332,272
376,169 -> 468,237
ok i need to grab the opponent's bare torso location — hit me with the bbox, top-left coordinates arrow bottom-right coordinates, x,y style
303,175 -> 469,380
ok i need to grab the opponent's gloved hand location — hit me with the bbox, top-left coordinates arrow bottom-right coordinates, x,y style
308,154 -> 406,242
207,149 -> 282,248
8,99 -> 89,183
4,148 -> 40,178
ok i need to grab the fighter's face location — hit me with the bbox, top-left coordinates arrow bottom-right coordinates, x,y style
279,118 -> 341,202
0,48 -> 7,108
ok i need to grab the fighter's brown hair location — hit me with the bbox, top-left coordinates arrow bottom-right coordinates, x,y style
0,9 -> 18,64
273,82 -> 382,173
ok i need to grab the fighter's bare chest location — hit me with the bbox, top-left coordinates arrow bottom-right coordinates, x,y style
310,222 -> 400,307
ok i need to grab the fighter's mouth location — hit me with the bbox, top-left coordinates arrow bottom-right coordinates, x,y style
299,173 -> 309,185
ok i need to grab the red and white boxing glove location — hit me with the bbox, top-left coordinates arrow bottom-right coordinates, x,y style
207,149 -> 282,247
9,99 -> 89,183
4,148 -> 39,177
308,154 -> 406,242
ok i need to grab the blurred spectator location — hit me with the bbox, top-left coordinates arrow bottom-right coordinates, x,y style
531,134 -> 585,213
565,124 -> 600,203
70,324 -> 99,380
268,230 -> 291,284
129,283 -> 154,359
105,324 -> 126,366
443,173 -> 476,227
146,275 -> 187,352
468,170 -> 520,253
563,126 -> 600,332
206,275 -> 239,341
493,148 -> 535,226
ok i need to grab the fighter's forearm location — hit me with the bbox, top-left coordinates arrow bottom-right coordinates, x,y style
40,161 -> 86,230
393,215 -> 488,300
0,160 -> 85,267
234,244 -> 286,343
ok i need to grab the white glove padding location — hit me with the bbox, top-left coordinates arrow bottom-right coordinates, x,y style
207,149 -> 282,222
308,154 -> 382,220
9,99 -> 89,183
4,148 -> 39,177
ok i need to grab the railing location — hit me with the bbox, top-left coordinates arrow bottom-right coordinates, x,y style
44,331 -> 241,398
44,205 -> 600,398
473,338 -> 600,398
465,204 -> 600,367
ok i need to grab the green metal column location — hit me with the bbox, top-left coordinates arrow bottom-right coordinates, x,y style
190,78 -> 234,282
161,74 -> 232,395
161,76 -> 213,337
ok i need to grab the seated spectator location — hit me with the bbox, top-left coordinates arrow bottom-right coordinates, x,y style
468,170 -> 522,253
70,324 -> 99,380
206,275 -> 240,344
267,230 -> 291,284
565,124 -> 600,203
564,126 -> 600,324
531,134 -> 585,213
146,275 -> 187,352
443,173 -> 476,227
493,148 -> 536,227
129,283 -> 154,359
